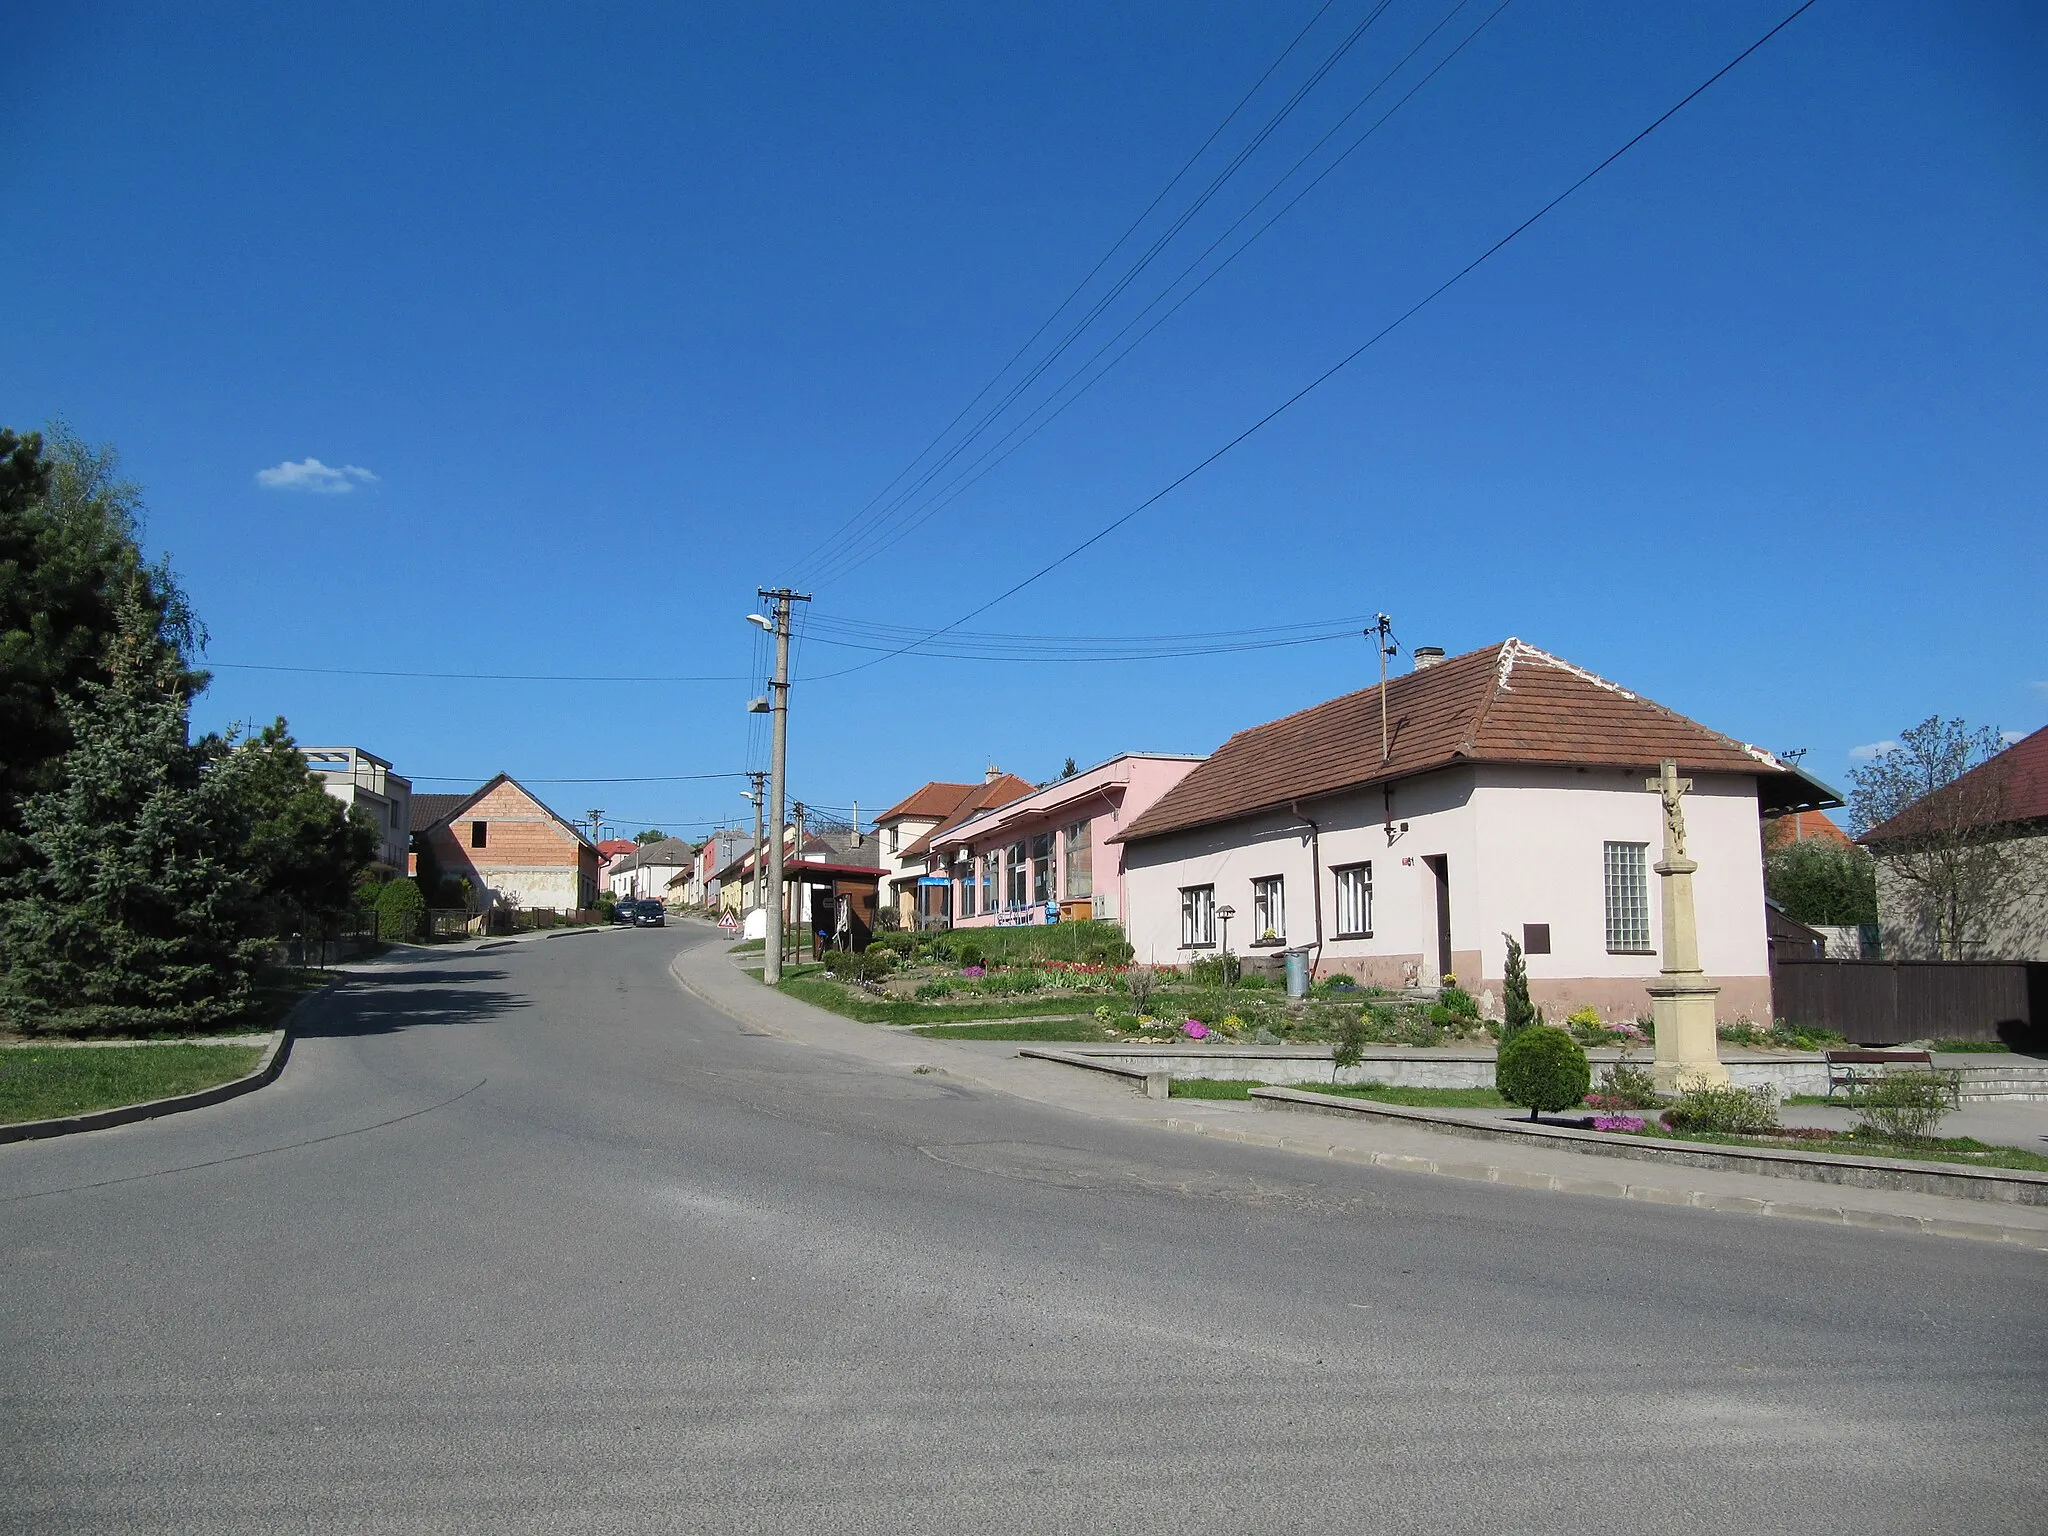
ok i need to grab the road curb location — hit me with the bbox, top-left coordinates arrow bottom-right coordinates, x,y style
1248,1085 -> 2048,1206
1146,1112 -> 2048,1251
0,1025 -> 298,1145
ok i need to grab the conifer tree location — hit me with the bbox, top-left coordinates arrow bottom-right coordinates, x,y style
0,593 -> 263,1036
1500,932 -> 1536,1042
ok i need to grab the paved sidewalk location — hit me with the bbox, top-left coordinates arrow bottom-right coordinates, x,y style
667,925 -> 2048,1253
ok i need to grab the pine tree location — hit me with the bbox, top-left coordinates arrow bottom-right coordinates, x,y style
1500,932 -> 1535,1042
0,594 -> 264,1036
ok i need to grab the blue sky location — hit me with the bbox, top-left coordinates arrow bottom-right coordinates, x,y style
7,1 -> 2043,839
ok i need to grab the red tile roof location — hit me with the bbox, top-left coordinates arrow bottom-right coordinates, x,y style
900,773 -> 1038,859
875,781 -> 979,824
1118,639 -> 1809,844
1862,724 -> 2048,843
1763,810 -> 1852,851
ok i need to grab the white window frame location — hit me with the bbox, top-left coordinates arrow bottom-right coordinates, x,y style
1333,863 -> 1373,938
1180,884 -> 1216,949
1604,841 -> 1652,954
1251,875 -> 1285,944
1063,819 -> 1093,899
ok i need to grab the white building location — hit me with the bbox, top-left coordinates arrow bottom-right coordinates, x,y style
605,837 -> 696,901
1114,640 -> 1841,1024
302,746 -> 412,873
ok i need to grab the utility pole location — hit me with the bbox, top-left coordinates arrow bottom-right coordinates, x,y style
743,773 -> 765,912
1369,614 -> 1396,763
754,588 -> 809,986
588,808 -> 605,844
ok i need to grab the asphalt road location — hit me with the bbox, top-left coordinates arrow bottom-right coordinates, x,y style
4,926 -> 2043,1534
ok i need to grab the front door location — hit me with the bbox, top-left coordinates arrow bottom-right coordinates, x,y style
1423,855 -> 1452,983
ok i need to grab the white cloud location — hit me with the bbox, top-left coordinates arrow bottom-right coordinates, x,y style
1849,740 -> 1899,761
2003,730 -> 2027,745
255,458 -> 379,494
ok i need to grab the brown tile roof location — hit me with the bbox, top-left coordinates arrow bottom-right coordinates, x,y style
1763,810 -> 1853,851
1117,639 -> 1809,844
900,773 -> 1038,859
875,781 -> 979,824
409,792 -> 471,832
1862,724 -> 2048,843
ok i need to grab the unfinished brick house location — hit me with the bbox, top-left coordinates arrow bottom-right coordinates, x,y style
410,773 -> 600,913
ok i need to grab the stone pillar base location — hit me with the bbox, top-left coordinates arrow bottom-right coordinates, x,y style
1647,978 -> 1728,1090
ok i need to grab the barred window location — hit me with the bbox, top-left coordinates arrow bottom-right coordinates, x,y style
1604,842 -> 1652,953
1180,885 -> 1215,948
1333,863 -> 1372,938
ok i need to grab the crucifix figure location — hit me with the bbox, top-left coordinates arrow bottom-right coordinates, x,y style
1641,755 -> 1726,1088
1646,759 -> 1691,861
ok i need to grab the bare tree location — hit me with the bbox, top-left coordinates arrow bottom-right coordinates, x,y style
1852,718 -> 2032,960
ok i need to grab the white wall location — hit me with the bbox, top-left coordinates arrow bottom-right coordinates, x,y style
1120,764 -> 1772,1019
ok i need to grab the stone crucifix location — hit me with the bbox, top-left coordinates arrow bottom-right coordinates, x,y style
1647,758 -> 1692,861
1641,756 -> 1727,1088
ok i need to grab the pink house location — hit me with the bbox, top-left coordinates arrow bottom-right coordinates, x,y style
923,754 -> 1205,927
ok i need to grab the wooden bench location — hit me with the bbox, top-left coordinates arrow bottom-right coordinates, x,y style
1825,1048 -> 1936,1100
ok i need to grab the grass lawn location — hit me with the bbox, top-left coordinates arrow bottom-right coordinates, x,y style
0,1043 -> 264,1126
771,970 -> 1100,1027
728,938 -> 765,953
1168,1078 -> 1263,1099
1302,1082 -> 1509,1108
912,1019 -> 1114,1042
1626,1124 -> 2048,1174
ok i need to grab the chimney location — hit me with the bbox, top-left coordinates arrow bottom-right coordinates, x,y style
984,764 -> 1003,784
1412,646 -> 1445,671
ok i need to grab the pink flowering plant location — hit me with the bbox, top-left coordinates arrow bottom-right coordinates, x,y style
1591,1114 -> 1647,1133
1182,1019 -> 1209,1040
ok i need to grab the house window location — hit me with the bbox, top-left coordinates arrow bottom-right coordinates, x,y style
1030,832 -> 1054,904
1006,841 -> 1027,907
1064,819 -> 1093,898
887,826 -> 898,854
1604,842 -> 1652,953
958,868 -> 976,918
1180,884 -> 1215,948
1333,863 -> 1372,938
981,852 -> 996,912
470,820 -> 488,849
1251,876 -> 1285,944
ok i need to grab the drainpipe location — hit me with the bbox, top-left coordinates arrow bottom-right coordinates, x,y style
1289,800 -> 1326,984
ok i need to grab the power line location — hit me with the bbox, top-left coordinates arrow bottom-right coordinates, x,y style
798,0 -> 1821,684
410,771 -> 752,785
211,661 -> 751,683
813,0 -> 1514,578
792,0 -> 1396,591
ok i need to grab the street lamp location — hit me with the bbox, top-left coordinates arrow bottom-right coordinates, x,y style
1217,904 -> 1237,984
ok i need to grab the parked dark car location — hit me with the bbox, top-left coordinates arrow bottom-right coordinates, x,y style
613,899 -> 666,927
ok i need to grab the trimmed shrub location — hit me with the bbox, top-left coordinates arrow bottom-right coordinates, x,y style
374,877 -> 426,942
1662,1082 -> 1780,1136
1851,1069 -> 1958,1142
954,940 -> 987,970
872,930 -> 917,957
1495,1025 -> 1590,1121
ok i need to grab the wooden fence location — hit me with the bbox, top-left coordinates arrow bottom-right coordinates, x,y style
1774,959 -> 2048,1047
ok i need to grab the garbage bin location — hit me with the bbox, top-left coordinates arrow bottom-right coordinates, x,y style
1283,946 -> 1312,1000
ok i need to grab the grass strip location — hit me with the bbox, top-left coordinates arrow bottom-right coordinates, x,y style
1302,1083 -> 1509,1108
912,1019 -> 1113,1042
0,1044 -> 265,1126
773,971 -> 1099,1026
1168,1078 -> 1263,1099
1625,1124 -> 2048,1174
